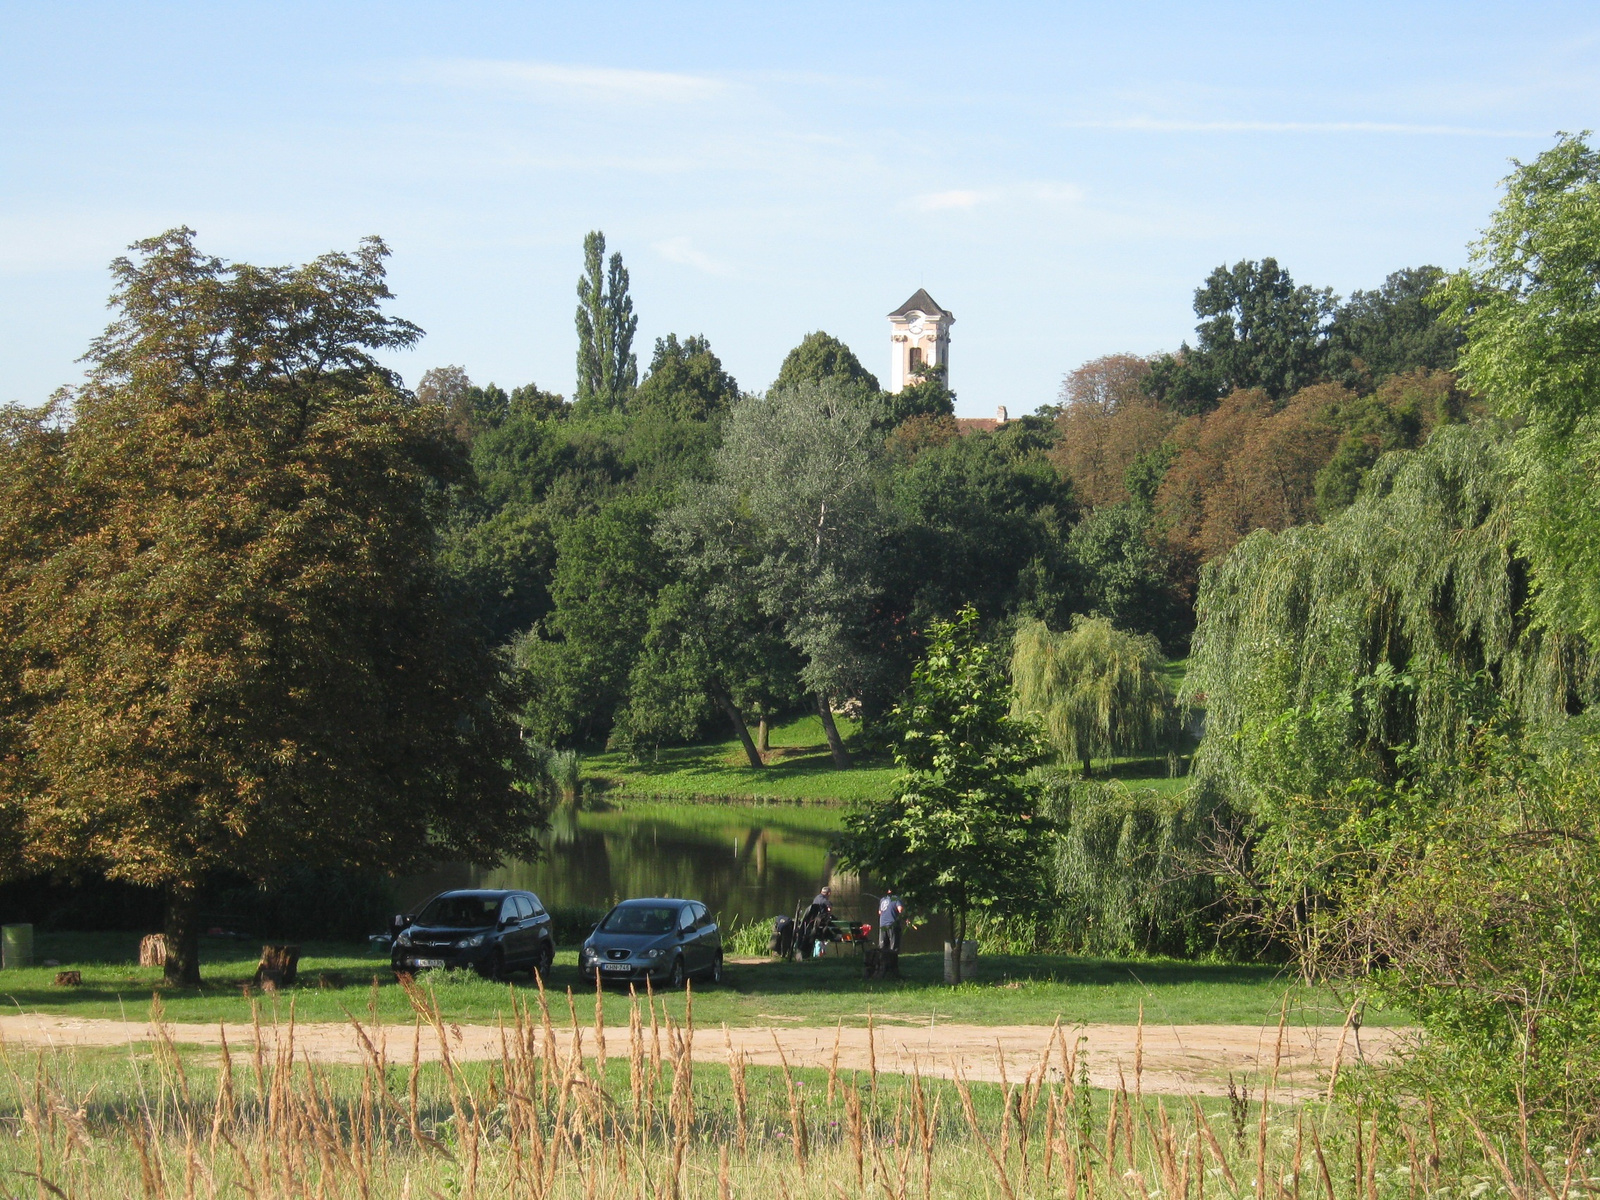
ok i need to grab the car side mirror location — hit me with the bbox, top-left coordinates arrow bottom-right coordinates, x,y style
390,914 -> 411,935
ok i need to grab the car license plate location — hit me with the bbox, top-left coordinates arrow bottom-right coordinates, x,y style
411,958 -> 446,968
601,963 -> 632,972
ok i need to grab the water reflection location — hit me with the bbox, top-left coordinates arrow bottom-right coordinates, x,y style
400,803 -> 876,932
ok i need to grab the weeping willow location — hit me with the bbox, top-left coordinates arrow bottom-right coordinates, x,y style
1186,422 -> 1598,806
1011,616 -> 1176,775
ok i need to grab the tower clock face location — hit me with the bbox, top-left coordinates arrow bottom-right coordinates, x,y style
909,318 -> 925,335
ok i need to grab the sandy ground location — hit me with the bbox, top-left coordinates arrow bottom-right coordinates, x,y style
0,1011 -> 1407,1098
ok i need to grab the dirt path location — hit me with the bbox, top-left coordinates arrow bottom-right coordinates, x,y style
0,1012 -> 1405,1097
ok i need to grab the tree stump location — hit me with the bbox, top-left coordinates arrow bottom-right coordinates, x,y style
53,970 -> 82,987
138,934 -> 167,967
254,944 -> 301,988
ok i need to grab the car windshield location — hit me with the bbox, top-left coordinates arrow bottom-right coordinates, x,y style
416,895 -> 502,928
600,905 -> 679,935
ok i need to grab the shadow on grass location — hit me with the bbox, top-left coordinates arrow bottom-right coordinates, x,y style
713,951 -> 1284,996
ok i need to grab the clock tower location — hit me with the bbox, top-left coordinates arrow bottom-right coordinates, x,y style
887,289 -> 953,393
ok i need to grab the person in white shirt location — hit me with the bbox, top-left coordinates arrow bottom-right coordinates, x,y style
877,887 -> 905,953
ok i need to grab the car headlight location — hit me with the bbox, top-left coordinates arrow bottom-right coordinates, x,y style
644,948 -> 664,959
396,930 -> 413,947
457,933 -> 486,948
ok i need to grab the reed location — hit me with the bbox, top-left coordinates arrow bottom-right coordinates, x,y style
0,988 -> 1593,1200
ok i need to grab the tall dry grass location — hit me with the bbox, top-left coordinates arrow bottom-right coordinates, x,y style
0,976 -> 1593,1199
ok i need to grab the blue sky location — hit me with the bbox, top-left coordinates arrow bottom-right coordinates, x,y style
3,3 -> 1598,417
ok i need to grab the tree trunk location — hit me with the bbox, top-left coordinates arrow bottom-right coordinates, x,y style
948,908 -> 969,986
816,694 -> 851,768
163,877 -> 202,987
717,691 -> 765,769
756,718 -> 770,755
1081,755 -> 1093,779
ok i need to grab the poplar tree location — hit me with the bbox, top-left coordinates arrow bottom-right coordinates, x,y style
0,230 -> 544,986
574,230 -> 638,412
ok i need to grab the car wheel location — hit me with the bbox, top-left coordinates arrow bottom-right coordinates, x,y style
484,948 -> 507,982
533,939 -> 554,980
667,956 -> 686,989
708,954 -> 724,985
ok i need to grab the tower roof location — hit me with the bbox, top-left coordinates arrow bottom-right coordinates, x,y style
888,288 -> 951,320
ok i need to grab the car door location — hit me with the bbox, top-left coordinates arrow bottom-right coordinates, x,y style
525,893 -> 553,962
497,896 -> 528,963
694,902 -> 720,966
675,905 -> 701,972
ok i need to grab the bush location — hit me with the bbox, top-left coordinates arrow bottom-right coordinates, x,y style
1040,773 -> 1232,957
723,916 -> 775,956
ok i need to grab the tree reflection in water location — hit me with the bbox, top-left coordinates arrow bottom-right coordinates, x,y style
400,802 -> 880,934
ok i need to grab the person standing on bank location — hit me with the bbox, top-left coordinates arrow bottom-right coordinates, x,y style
878,886 -> 905,952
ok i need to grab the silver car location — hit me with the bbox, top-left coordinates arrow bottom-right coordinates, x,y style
579,898 -> 723,988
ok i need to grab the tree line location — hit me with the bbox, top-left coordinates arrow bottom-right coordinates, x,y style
424,237 -> 1472,765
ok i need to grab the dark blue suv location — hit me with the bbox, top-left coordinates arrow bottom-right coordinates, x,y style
391,889 -> 555,980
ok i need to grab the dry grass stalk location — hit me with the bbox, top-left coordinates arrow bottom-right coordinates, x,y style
827,1019 -> 841,1105
593,972 -> 608,1078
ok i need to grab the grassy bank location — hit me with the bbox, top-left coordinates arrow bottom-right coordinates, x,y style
587,714 -> 898,804
0,992 -> 1532,1200
587,712 -> 1191,804
1,931 -> 1400,1029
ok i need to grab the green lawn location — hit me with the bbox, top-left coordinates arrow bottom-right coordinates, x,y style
2,930 -> 1396,1029
587,713 -> 899,803
586,712 -> 1192,804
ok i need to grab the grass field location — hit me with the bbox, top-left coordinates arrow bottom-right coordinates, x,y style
1,930 -> 1397,1029
587,712 -> 1193,804
0,990 -> 1505,1200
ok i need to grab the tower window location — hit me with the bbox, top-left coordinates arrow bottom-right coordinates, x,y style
908,347 -> 923,372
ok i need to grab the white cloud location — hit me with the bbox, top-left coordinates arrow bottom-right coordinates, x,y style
410,59 -> 726,104
1060,117 -> 1540,137
912,183 -> 1083,213
654,236 -> 734,277
917,189 -> 991,211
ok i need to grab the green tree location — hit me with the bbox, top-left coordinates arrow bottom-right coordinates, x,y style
663,377 -> 887,766
617,580 -> 801,766
1325,266 -> 1462,388
887,422 -> 1074,627
632,333 -> 739,421
574,230 -> 638,413
883,361 -> 956,426
624,333 -> 739,491
1066,504 -> 1187,650
1146,258 -> 1335,412
1186,424 -> 1596,808
1437,133 -> 1600,650
1011,617 -> 1176,776
839,607 -> 1050,982
0,229 -> 543,985
770,331 -> 881,403
514,494 -> 668,747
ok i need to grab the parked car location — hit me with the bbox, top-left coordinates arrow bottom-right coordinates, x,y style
391,889 -> 555,980
579,898 -> 723,988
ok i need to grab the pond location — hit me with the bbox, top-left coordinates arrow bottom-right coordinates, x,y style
399,801 -> 913,939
